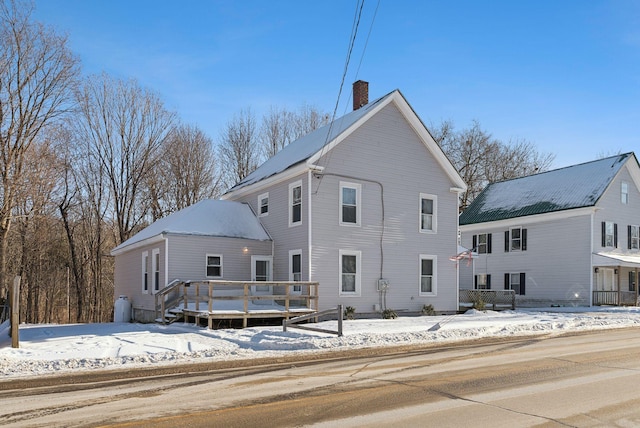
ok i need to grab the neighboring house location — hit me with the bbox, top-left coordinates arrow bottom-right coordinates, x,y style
112,81 -> 468,322
459,153 -> 640,307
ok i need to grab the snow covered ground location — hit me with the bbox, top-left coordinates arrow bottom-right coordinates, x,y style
1,306 -> 640,379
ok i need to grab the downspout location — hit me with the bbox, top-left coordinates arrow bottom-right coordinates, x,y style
589,211 -> 594,306
307,169 -> 313,282
162,233 -> 169,288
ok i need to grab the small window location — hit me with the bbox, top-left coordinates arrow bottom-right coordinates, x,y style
142,251 -> 149,293
603,221 -> 617,248
511,228 -> 522,251
475,273 -> 491,290
505,272 -> 526,295
419,194 -> 437,233
474,233 -> 492,254
629,225 -> 639,250
340,182 -> 361,226
152,248 -> 160,292
622,182 -> 629,204
258,192 -> 269,216
206,254 -> 222,278
629,271 -> 636,292
339,250 -> 361,296
289,181 -> 302,226
419,255 -> 437,296
289,249 -> 302,293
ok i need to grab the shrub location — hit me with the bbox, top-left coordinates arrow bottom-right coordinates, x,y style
382,309 -> 397,319
472,298 -> 486,311
421,304 -> 436,316
344,306 -> 356,320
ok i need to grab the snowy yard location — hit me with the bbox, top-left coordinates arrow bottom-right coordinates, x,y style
1,306 -> 640,378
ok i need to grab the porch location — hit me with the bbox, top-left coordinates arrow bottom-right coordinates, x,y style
155,280 -> 319,328
592,253 -> 640,306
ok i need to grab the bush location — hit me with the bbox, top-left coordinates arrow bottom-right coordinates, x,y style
382,309 -> 397,319
472,298 -> 486,311
344,306 -> 356,320
421,304 -> 436,316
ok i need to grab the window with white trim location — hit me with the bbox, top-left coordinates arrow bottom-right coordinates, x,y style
206,254 -> 222,278
622,182 -> 629,204
340,182 -> 361,226
475,273 -> 491,290
508,227 -> 527,251
289,181 -> 302,226
419,255 -> 437,295
152,248 -> 160,293
339,250 -> 361,296
629,225 -> 640,250
473,233 -> 492,254
603,221 -> 617,248
505,272 -> 526,295
258,192 -> 269,216
289,249 -> 302,294
142,251 -> 149,293
419,193 -> 437,233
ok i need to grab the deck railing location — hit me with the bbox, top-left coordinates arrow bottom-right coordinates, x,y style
155,280 -> 319,328
459,289 -> 516,310
592,290 -> 638,306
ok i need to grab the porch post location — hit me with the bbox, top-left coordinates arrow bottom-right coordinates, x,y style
636,268 -> 639,305
617,266 -> 621,305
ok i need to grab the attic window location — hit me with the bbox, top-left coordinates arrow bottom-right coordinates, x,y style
622,182 -> 629,204
258,192 -> 269,216
289,181 -> 302,227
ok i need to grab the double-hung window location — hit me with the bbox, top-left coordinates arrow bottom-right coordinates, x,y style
622,182 -> 629,204
289,181 -> 302,226
473,233 -> 492,254
258,192 -> 269,217
475,273 -> 491,290
419,194 -> 437,233
629,225 -> 639,250
419,255 -> 437,296
340,182 -> 361,226
505,228 -> 527,252
142,251 -> 149,293
206,254 -> 222,278
339,250 -> 361,296
152,248 -> 160,293
505,272 -> 526,295
602,221 -> 617,248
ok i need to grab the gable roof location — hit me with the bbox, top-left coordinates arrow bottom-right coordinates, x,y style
111,200 -> 271,255
459,153 -> 637,225
224,89 -> 466,197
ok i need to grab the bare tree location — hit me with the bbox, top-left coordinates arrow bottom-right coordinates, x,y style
218,108 -> 260,191
432,120 -> 554,210
0,0 -> 79,297
259,104 -> 330,159
146,123 -> 221,219
74,73 -> 175,244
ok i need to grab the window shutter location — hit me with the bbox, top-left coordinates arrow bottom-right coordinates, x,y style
614,223 -> 618,248
504,231 -> 510,252
520,272 -> 526,295
474,275 -> 478,289
504,273 -> 510,290
472,235 -> 477,250
522,229 -> 527,251
601,222 -> 606,247
629,225 -> 633,250
487,234 -> 492,253
487,274 -> 492,290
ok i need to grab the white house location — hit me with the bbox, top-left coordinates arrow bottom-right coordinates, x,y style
459,153 -> 640,307
112,81 -> 468,324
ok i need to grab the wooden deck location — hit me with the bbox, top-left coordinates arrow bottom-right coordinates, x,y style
155,280 -> 319,328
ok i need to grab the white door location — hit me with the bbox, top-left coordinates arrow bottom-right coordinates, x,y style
599,268 -> 615,291
251,256 -> 273,295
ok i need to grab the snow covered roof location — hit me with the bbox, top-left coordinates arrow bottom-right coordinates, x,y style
111,200 -> 271,255
460,153 -> 635,225
225,91 -> 394,194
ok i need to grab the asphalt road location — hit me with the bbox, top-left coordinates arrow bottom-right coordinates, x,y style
1,328 -> 640,427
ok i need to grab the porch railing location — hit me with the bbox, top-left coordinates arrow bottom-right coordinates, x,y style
592,290 -> 638,306
459,289 -> 516,310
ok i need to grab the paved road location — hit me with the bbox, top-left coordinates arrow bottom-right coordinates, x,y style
1,328 -> 640,427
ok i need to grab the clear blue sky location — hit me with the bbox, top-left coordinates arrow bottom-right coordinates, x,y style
32,0 -> 639,168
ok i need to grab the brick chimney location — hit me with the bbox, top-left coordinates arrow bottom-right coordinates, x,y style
352,80 -> 369,110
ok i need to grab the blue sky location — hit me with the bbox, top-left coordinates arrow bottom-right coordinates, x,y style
33,0 -> 639,168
